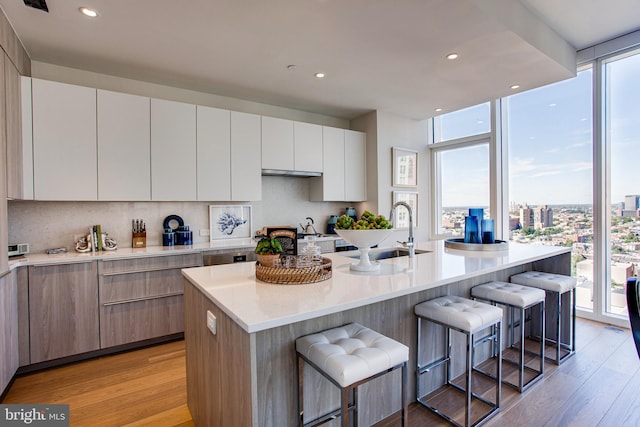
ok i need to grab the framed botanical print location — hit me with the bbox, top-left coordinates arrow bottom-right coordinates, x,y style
392,191 -> 418,229
209,205 -> 252,241
392,147 -> 418,187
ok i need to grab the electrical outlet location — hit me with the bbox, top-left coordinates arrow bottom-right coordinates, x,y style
200,229 -> 210,237
207,310 -> 216,335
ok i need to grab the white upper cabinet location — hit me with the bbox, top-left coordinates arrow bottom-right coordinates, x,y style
197,106 -> 231,201
344,129 -> 366,201
231,111 -> 261,201
31,79 -> 97,200
97,90 -> 151,201
294,122 -> 322,173
311,126 -> 345,201
261,116 -> 293,171
310,126 -> 366,202
151,99 -> 197,201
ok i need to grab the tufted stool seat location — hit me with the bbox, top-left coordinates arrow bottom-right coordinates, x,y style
472,281 -> 546,392
510,271 -> 577,364
415,296 -> 503,427
296,323 -> 408,426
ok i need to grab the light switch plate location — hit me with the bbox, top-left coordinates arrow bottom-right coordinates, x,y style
206,310 -> 216,335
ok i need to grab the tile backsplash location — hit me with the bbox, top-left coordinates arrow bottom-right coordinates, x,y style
8,176 -> 358,253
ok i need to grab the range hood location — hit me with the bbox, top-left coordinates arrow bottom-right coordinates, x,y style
261,169 -> 322,177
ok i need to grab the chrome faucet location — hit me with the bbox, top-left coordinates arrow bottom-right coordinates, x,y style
390,201 -> 415,257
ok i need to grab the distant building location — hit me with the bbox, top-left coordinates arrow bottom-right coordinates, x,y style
621,195 -> 640,217
625,195 -> 640,211
520,204 -> 534,228
534,205 -> 553,229
509,216 -> 521,231
576,259 -> 635,285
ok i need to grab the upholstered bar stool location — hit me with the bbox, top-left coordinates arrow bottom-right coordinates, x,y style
510,271 -> 577,365
296,323 -> 409,427
471,281 -> 546,392
415,296 -> 503,427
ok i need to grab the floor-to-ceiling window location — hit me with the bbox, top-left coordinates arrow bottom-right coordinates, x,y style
505,68 -> 594,312
604,48 -> 640,317
429,103 -> 492,238
428,32 -> 640,327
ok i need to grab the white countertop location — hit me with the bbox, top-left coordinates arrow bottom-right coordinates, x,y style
181,241 -> 570,333
6,235 -> 342,269
7,239 -> 257,268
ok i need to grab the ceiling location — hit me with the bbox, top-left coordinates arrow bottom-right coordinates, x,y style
1,0 -> 639,120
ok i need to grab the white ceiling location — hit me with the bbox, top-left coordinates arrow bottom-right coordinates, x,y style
1,0 -> 639,120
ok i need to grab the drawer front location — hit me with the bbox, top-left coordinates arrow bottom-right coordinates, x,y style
99,268 -> 184,303
100,295 -> 183,348
98,253 -> 202,275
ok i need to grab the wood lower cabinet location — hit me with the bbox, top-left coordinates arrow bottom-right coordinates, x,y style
0,270 -> 19,395
28,262 -> 100,364
98,254 -> 201,348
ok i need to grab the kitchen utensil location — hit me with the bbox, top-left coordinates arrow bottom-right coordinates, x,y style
299,217 -> 317,235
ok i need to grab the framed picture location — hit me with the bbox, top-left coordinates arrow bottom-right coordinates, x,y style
392,191 -> 418,229
392,147 -> 418,187
209,205 -> 252,241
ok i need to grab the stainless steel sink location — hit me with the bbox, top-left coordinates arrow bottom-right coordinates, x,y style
345,248 -> 430,260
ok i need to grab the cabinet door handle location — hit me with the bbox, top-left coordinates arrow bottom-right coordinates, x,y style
100,264 -> 201,276
102,291 -> 183,306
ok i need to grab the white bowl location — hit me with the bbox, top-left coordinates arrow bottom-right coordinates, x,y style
335,229 -> 394,272
335,228 -> 393,248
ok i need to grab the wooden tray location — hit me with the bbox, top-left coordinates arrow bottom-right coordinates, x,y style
256,257 -> 332,285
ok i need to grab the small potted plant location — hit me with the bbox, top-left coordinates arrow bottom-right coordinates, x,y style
254,237 -> 284,267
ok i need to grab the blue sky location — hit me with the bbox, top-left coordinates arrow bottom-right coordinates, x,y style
437,52 -> 640,208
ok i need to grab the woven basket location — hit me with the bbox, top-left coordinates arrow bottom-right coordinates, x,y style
256,257 -> 332,285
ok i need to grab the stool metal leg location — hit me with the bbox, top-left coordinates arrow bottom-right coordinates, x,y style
465,331 -> 473,427
540,300 -> 546,378
415,316 -> 422,401
572,288 -> 576,354
557,290 -> 562,364
495,321 -> 502,414
297,354 -> 305,427
401,361 -> 408,427
519,306 -> 525,390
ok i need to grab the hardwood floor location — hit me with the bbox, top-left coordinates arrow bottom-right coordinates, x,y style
3,318 -> 639,427
2,340 -> 193,427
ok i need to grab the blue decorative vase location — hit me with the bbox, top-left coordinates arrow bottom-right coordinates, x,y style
481,219 -> 495,244
464,216 -> 482,244
469,208 -> 484,219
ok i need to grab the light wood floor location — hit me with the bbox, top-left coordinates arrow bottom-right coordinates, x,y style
3,318 -> 639,427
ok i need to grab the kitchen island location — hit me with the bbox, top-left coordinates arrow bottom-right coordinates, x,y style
182,240 -> 571,427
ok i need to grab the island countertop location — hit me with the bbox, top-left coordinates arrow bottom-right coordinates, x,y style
182,240 -> 570,333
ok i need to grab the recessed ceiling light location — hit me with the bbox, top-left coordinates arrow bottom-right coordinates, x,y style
510,84 -> 521,90
79,7 -> 98,17
434,108 -> 443,112
314,72 -> 326,78
446,53 -> 459,60
549,103 -> 557,107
